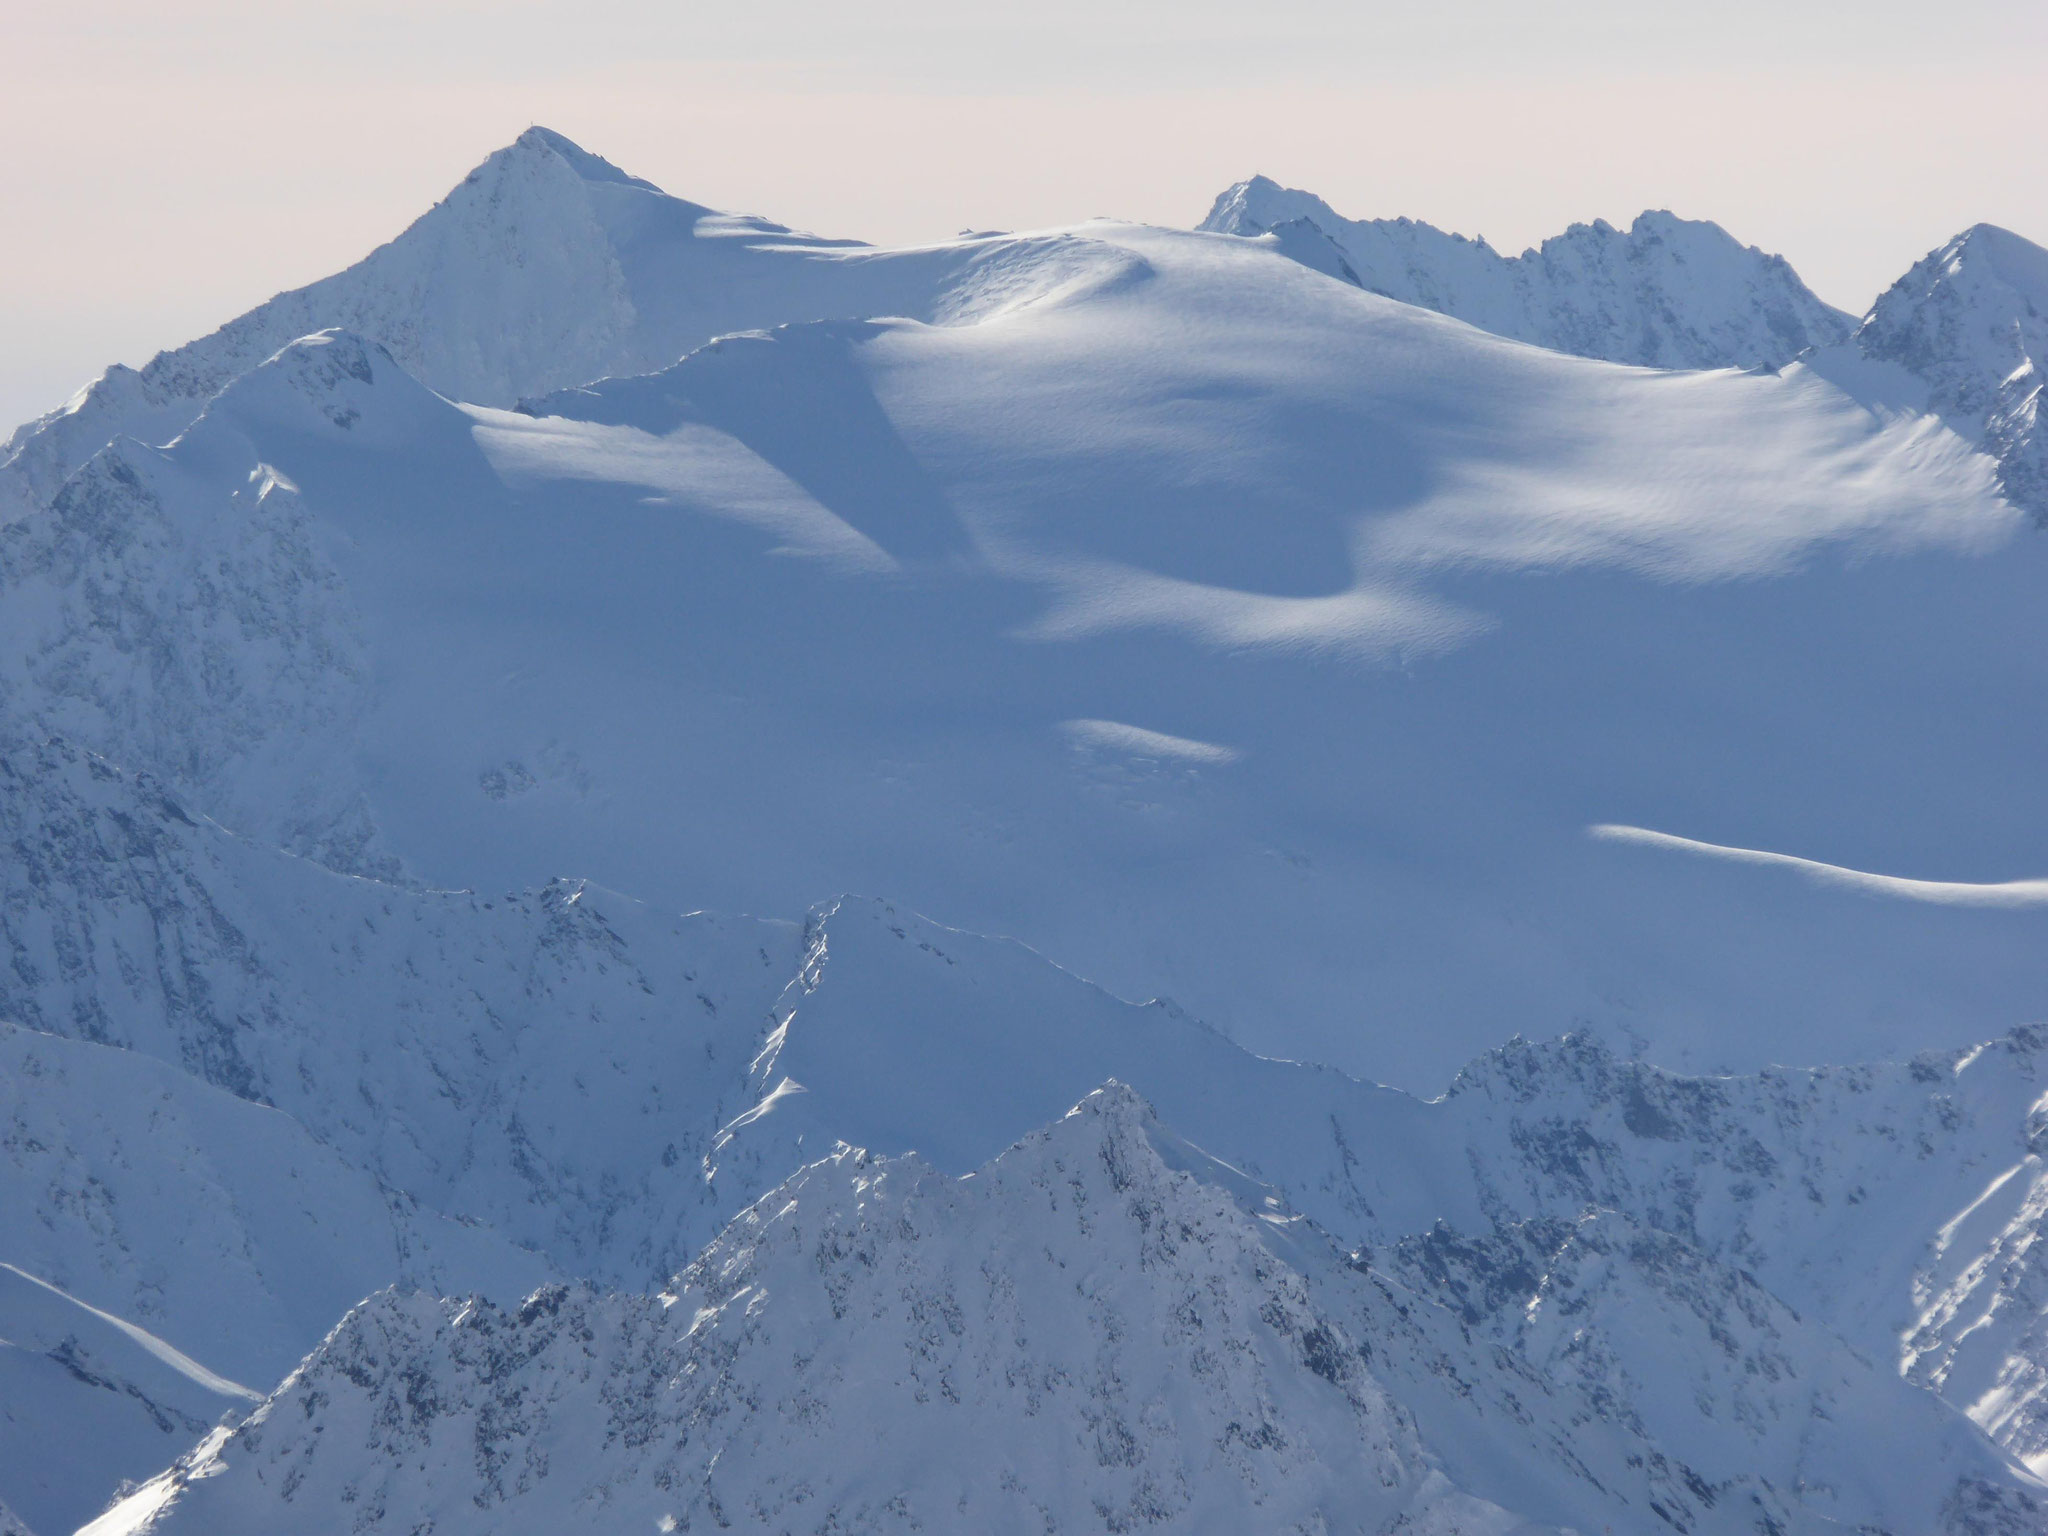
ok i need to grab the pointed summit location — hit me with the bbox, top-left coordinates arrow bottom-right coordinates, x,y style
1859,222 -> 2048,406
509,125 -> 665,191
1858,221 -> 2048,516
1951,222 -> 2048,293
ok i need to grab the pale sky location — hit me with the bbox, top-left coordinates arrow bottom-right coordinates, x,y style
4,0 -> 2044,432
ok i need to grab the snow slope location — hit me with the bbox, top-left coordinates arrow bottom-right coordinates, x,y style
1201,174 -> 1853,368
0,737 -> 793,1305
101,1089 -> 2047,1536
0,1010 -> 552,1400
5,139 -> 2037,1090
711,914 -> 2048,1478
0,1263 -> 257,1536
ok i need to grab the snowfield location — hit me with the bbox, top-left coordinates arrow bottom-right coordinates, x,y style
5,127 -> 2048,1533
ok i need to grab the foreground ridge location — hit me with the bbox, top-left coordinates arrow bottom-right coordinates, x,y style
98,1086 -> 2046,1536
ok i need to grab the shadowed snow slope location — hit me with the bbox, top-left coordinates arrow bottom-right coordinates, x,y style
9,133 -> 2048,1532
100,1089 -> 2047,1536
1201,174 -> 1854,368
0,1007 -> 554,1398
0,1262 -> 257,1536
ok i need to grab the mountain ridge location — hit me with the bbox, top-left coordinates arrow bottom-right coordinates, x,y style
1200,173 -> 1855,369
11,730 -> 2048,1512
92,1085 -> 2048,1536
1204,174 -> 2048,517
1852,221 -> 2048,516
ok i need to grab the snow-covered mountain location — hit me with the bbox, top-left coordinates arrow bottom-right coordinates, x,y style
94,1089 -> 2047,1536
0,994 -> 554,1396
8,129 -> 2048,1533
14,724 -> 2048,1524
0,126 -> 1119,521
1849,222 -> 2048,518
0,737 -> 767,1320
1200,174 -> 1854,368
1200,177 -> 2048,519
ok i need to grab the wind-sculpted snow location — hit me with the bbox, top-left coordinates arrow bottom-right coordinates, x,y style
2,138 -> 2042,1088
100,1089 -> 2047,1536
1593,822 -> 2048,906
1201,175 -> 1854,369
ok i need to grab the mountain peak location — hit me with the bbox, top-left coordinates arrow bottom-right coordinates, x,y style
1060,1075 -> 1153,1125
1949,221 -> 2048,294
1855,220 -> 2048,515
1624,207 -> 1729,243
508,125 -> 664,193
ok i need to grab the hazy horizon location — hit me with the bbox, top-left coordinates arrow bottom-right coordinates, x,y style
4,0 -> 2043,431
